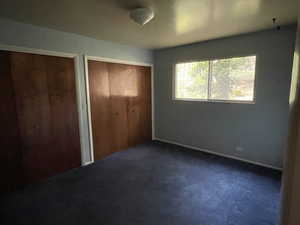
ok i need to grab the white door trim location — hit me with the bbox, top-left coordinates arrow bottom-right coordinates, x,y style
84,55 -> 155,164
83,55 -> 95,163
86,56 -> 153,67
0,44 -> 86,166
0,44 -> 77,58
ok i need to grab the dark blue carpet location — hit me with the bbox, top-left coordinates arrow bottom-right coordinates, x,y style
0,141 -> 281,225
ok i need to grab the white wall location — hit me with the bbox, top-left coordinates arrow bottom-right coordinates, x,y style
0,18 -> 153,164
154,25 -> 296,169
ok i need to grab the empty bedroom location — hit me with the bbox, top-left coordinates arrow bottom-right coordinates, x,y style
1,1 -> 300,225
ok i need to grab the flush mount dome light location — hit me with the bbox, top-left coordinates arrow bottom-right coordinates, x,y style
129,8 -> 154,26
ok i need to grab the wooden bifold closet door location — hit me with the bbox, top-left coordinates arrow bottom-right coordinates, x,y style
0,50 -> 81,192
88,60 -> 152,160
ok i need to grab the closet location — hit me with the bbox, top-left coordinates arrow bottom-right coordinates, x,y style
0,50 -> 81,192
88,60 -> 152,160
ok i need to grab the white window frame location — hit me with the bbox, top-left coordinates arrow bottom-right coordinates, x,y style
173,55 -> 257,104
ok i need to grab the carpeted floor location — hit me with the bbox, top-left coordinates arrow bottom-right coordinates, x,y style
0,141 -> 281,225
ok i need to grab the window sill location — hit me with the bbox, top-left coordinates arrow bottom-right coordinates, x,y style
173,98 -> 255,104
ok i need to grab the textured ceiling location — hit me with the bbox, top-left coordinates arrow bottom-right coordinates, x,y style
0,0 -> 298,49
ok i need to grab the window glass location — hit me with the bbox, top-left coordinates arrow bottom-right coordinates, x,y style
175,61 -> 209,99
210,56 -> 256,101
174,56 -> 256,103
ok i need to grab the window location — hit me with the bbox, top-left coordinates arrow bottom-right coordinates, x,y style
174,56 -> 256,103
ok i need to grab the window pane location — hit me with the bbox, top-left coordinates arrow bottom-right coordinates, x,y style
210,56 -> 256,101
175,61 -> 209,99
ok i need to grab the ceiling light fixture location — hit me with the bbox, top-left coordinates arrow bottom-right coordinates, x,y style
129,8 -> 154,26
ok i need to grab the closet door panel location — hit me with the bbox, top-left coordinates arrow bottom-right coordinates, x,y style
10,52 -> 81,183
10,52 -> 52,183
127,66 -> 152,145
88,60 -> 152,160
127,104 -> 143,146
127,66 -> 144,146
88,61 -> 112,160
141,66 -> 152,141
46,56 -> 81,172
0,51 -> 22,191
108,63 -> 130,152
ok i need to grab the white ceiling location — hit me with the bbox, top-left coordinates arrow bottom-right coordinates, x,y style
0,0 -> 298,49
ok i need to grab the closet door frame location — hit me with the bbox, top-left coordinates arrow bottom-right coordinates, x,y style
84,55 -> 154,164
0,44 -> 86,166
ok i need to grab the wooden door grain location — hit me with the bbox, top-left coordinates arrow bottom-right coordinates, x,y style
127,66 -> 152,146
10,52 -> 52,183
88,61 -> 112,159
88,60 -> 152,160
127,65 -> 143,146
45,55 -> 81,173
0,51 -> 22,192
9,52 -> 81,184
141,66 -> 152,141
108,63 -> 131,153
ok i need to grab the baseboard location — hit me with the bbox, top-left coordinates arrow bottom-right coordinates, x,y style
154,137 -> 283,171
